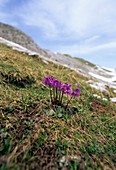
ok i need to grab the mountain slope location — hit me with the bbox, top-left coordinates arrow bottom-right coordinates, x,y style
0,22 -> 116,96
0,36 -> 116,103
0,22 -> 42,53
0,23 -> 95,75
0,42 -> 116,170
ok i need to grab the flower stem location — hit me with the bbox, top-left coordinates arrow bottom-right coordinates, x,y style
55,87 -> 58,101
50,88 -> 53,104
65,96 -> 73,110
60,92 -> 64,105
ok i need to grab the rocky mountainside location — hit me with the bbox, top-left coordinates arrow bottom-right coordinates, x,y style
0,22 -> 96,76
0,22 -> 42,53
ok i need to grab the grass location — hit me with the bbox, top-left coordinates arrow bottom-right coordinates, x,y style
75,57 -> 96,67
64,54 -> 96,68
0,43 -> 116,170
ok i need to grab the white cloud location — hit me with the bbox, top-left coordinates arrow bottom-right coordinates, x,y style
82,41 -> 116,54
16,0 -> 116,40
52,40 -> 116,59
83,35 -> 101,44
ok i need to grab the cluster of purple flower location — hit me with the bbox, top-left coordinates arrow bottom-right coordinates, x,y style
42,76 -> 80,97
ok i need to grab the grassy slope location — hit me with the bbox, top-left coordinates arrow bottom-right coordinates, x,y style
0,43 -> 116,170
75,58 -> 96,67
64,54 -> 96,67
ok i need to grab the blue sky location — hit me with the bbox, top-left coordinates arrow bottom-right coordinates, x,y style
0,0 -> 116,68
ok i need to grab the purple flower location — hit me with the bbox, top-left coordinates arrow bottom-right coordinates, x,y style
52,79 -> 61,89
60,83 -> 72,93
65,89 -> 72,95
71,88 -> 80,97
77,84 -> 81,87
75,88 -> 81,93
42,75 -> 81,107
42,76 -> 54,86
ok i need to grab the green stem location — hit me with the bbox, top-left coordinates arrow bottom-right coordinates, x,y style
59,90 -> 61,101
50,88 -> 53,103
53,87 -> 56,103
65,96 -> 73,110
60,91 -> 64,105
56,87 -> 58,101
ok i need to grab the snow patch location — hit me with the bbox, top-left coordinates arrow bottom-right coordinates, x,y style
87,80 -> 107,92
90,83 -> 106,91
110,98 -> 116,102
101,66 -> 115,72
42,60 -> 49,65
89,70 -> 116,93
113,90 -> 116,93
0,37 -> 38,56
89,72 -> 116,83
93,94 -> 101,99
93,94 -> 108,101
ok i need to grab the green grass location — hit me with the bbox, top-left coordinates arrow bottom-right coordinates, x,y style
0,43 -> 116,170
64,54 -> 96,67
75,57 -> 96,67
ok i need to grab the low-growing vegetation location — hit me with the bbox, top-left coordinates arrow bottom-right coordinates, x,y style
75,57 -> 96,67
0,43 -> 116,170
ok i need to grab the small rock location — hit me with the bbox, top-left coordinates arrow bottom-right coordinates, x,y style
48,109 -> 55,116
59,156 -> 68,167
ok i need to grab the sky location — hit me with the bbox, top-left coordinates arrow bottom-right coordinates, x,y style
0,0 -> 116,68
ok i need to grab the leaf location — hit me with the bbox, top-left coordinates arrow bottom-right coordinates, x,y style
57,113 -> 63,118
